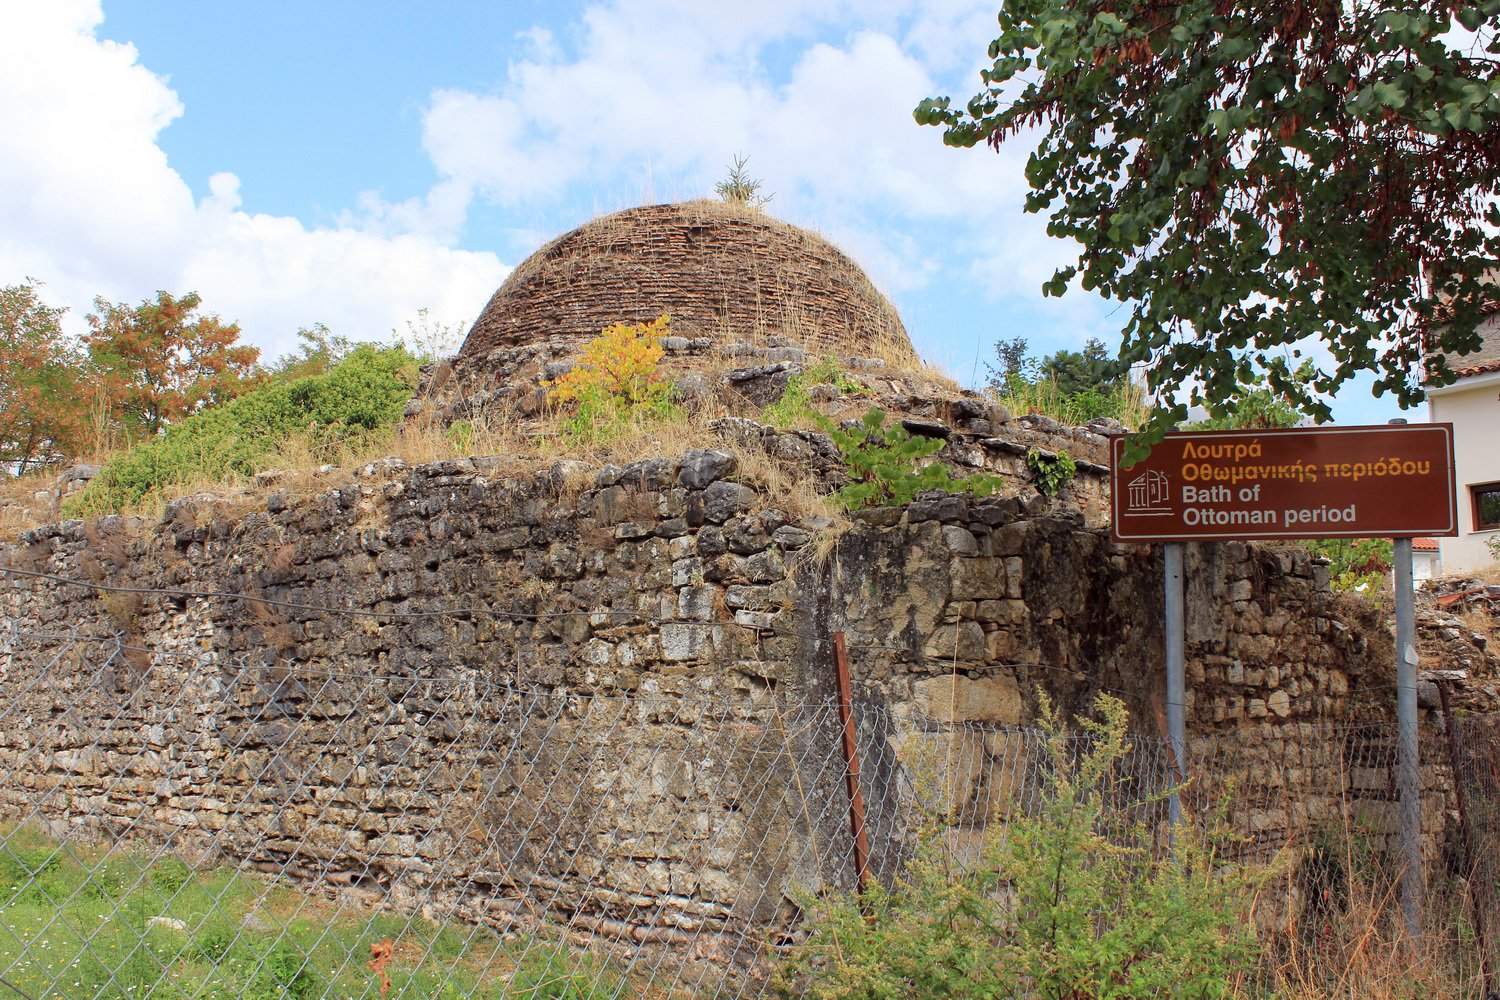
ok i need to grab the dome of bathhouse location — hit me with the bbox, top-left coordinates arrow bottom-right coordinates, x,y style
457,200 -> 914,364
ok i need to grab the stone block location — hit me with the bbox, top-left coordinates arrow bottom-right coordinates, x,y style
702,481 -> 755,523
913,672 -> 1021,725
923,622 -> 988,661
739,549 -> 786,583
678,586 -> 715,621
771,525 -> 811,548
950,558 -> 1005,600
671,557 -> 703,588
986,630 -> 1019,662
907,496 -> 968,524
678,450 -> 738,489
661,623 -> 711,662
733,610 -> 779,630
943,526 -> 979,556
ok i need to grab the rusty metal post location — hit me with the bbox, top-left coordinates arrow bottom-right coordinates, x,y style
833,631 -> 871,891
1437,680 -> 1494,995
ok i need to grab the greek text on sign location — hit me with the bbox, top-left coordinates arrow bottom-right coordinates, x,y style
1110,424 -> 1457,543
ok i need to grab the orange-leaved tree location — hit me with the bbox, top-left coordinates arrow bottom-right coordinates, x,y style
0,280 -> 89,472
544,315 -> 679,441
85,290 -> 262,438
545,314 -> 672,406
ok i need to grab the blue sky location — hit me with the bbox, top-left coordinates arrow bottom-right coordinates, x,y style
1,0 -> 1405,423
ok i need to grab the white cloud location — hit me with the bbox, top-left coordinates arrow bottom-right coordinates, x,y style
395,0 -> 1096,368
0,0 -> 507,359
0,0 -> 1108,381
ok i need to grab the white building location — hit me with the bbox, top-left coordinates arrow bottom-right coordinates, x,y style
1412,538 -> 1441,581
1427,313 -> 1500,575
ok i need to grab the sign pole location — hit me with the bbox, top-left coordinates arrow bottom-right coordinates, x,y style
1393,534 -> 1423,945
1164,541 -> 1186,829
1384,417 -> 1422,946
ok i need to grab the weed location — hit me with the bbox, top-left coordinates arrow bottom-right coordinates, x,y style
821,407 -> 1003,510
246,937 -> 318,1000
762,358 -> 865,430
1026,446 -> 1076,497
511,944 -> 629,999
715,153 -> 773,209
990,368 -> 1150,429
781,695 -> 1270,998
0,827 -> 636,998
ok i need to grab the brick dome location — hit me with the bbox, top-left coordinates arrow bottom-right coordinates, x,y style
458,200 -> 913,362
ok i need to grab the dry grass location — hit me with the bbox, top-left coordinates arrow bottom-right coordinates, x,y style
732,441 -> 847,526
0,469 -> 61,541
1225,799 -> 1492,1000
1251,891 -> 1485,999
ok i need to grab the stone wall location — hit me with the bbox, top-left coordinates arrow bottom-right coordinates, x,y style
0,447 -> 1485,971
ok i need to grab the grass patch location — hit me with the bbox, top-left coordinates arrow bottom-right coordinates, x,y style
62,345 -> 421,517
989,373 -> 1149,429
761,358 -> 865,431
0,826 -> 630,998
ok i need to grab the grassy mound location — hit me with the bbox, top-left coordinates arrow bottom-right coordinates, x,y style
64,346 -> 420,516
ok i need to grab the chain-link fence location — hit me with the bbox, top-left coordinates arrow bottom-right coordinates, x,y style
0,622 -> 1496,998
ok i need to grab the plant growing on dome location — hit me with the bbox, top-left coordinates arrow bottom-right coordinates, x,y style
545,315 -> 681,443
715,153 -> 773,208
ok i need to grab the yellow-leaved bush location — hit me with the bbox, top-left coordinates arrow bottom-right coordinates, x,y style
544,315 -> 680,442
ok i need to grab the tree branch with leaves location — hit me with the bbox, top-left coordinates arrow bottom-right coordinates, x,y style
918,2 -> 1500,454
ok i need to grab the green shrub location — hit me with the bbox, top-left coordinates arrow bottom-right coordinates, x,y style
994,372 -> 1149,428
1305,537 -> 1392,594
821,407 -> 1003,510
780,695 -> 1268,999
64,345 -> 420,515
190,917 -> 237,963
1026,446 -> 1076,497
763,358 -> 865,429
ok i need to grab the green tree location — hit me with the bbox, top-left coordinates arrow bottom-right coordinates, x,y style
1192,360 -> 1313,430
85,290 -> 262,438
989,336 -> 1123,397
917,3 -> 1500,453
269,323 -> 359,381
1041,337 -> 1124,396
0,280 -> 87,472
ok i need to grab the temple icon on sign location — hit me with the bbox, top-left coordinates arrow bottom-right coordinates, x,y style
1125,470 -> 1172,515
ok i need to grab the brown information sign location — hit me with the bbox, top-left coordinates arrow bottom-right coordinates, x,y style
1110,424 -> 1457,543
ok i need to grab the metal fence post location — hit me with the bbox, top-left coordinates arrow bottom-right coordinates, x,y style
1164,542 -> 1186,829
1393,535 -> 1423,945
